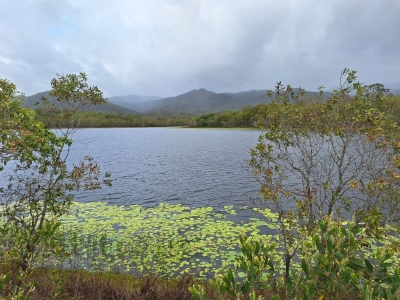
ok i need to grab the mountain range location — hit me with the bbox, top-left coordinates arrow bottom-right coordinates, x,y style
23,91 -> 138,114
107,88 -> 331,115
23,85 -> 399,116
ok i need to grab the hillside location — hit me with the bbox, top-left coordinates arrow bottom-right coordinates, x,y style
146,88 -> 242,115
23,91 -> 138,114
108,94 -> 161,113
224,89 -> 331,106
23,87 -> 339,117
223,89 -> 272,106
109,88 -> 333,116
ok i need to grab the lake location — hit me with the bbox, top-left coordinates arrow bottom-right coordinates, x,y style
68,127 -> 263,219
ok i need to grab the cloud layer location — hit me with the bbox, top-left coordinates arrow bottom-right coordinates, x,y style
1,0 -> 399,97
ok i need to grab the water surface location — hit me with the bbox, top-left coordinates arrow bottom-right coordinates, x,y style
69,128 -> 262,215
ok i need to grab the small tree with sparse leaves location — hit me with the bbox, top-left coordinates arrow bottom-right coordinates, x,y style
0,74 -> 111,297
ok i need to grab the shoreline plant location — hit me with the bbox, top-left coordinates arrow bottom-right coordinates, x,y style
0,73 -> 111,298
190,69 -> 400,299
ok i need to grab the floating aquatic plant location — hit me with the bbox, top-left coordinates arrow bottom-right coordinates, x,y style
57,202 -> 279,278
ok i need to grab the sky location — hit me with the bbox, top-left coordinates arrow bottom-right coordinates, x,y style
1,0 -> 399,98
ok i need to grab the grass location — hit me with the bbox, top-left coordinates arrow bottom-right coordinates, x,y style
1,265 -> 195,299
0,264 -> 377,299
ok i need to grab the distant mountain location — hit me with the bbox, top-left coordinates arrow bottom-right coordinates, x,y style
108,95 -> 162,113
146,88 -> 242,115
223,90 -> 272,106
23,91 -> 138,114
22,86 -> 345,117
108,88 -> 332,116
224,88 -> 331,106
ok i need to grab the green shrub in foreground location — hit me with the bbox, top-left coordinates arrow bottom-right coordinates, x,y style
190,217 -> 400,300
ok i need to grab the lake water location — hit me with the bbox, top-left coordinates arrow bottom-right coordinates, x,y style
68,127 -> 263,218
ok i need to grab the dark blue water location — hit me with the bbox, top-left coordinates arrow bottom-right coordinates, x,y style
68,128 -> 262,214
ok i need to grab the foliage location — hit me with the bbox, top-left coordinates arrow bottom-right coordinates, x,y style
35,108 -> 194,128
296,217 -> 400,300
190,236 -> 277,300
194,106 -> 260,128
0,74 -> 110,297
248,69 -> 400,282
190,217 -> 400,300
0,270 -> 35,299
193,83 -> 400,129
189,69 -> 400,299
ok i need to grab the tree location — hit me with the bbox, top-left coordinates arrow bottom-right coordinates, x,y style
0,73 -> 111,276
248,69 -> 400,283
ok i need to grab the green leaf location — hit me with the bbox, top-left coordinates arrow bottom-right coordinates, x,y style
242,281 -> 251,294
334,251 -> 344,260
315,237 -> 323,252
301,259 -> 310,276
348,258 -> 364,271
364,259 -> 373,274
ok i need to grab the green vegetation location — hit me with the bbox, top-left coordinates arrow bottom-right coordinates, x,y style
35,108 -> 194,128
194,106 -> 260,128
0,267 -> 196,299
1,70 -> 400,299
190,70 -> 400,299
250,69 -> 400,281
190,218 -> 400,300
0,73 -> 111,299
195,87 -> 400,129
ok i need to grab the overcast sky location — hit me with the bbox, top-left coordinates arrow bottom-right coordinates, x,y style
1,0 -> 399,98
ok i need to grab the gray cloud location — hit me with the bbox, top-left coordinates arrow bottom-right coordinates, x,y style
1,0 -> 399,97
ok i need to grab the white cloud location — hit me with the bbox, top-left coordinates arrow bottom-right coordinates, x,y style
1,0 -> 399,97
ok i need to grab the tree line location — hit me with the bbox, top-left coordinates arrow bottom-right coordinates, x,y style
34,108 -> 195,128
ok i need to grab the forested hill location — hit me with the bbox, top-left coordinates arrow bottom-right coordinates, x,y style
23,89 -> 330,117
108,88 -> 332,116
108,94 -> 162,113
23,91 -> 138,114
109,89 -> 244,115
24,83 -> 399,117
224,89 -> 274,106
146,89 -> 243,115
224,88 -> 331,106
24,88 -> 336,117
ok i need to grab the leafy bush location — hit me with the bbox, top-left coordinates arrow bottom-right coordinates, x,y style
0,74 -> 110,298
191,70 -> 400,300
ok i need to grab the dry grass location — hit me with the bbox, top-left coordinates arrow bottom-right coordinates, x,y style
1,267 -> 195,300
0,265 -> 363,300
